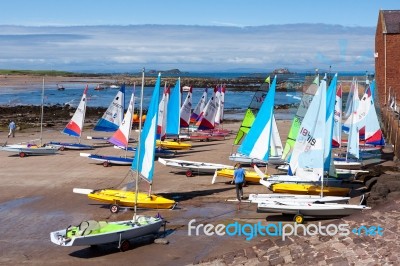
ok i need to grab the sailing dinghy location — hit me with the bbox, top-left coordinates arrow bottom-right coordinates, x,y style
87,84 -> 126,140
212,167 -> 267,184
50,216 -> 164,251
74,71 -> 176,212
230,76 -> 284,166
51,70 -> 169,251
80,90 -> 137,166
0,78 -> 59,157
257,200 -> 370,224
158,157 -> 233,177
248,193 -> 350,204
257,76 -> 350,194
48,86 -> 93,150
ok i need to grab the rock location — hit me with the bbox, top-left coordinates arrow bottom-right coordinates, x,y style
387,191 -> 400,200
154,238 -> 169,244
373,183 -> 390,197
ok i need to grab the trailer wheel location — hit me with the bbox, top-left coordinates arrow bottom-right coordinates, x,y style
19,152 -> 26,158
120,239 -> 131,252
186,170 -> 193,177
59,146 -> 65,151
103,161 -> 110,167
110,204 -> 120,214
294,214 -> 304,224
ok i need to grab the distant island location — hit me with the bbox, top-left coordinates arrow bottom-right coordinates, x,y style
272,68 -> 292,74
147,69 -> 189,75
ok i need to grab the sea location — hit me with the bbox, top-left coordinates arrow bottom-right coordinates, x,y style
0,71 -> 369,121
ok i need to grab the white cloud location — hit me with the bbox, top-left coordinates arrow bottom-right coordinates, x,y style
0,24 -> 375,72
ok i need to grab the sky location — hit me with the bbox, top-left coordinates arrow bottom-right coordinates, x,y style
0,0 -> 399,72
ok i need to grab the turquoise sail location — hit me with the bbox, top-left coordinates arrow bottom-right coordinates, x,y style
166,78 -> 181,136
131,73 -> 161,183
324,74 -> 337,171
238,76 -> 277,161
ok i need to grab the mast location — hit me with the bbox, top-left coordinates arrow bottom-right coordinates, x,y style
40,77 -> 45,146
79,87 -> 87,144
134,68 -> 145,221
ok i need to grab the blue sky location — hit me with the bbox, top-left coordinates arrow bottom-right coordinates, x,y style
0,1 -> 399,72
1,0 -> 398,27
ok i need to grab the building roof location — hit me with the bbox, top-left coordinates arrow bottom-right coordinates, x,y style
381,10 -> 400,34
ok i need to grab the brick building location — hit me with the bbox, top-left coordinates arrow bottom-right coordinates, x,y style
375,10 -> 400,106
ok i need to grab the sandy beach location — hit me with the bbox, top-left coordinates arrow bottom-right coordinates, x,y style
0,77 -> 398,266
0,120 -> 284,265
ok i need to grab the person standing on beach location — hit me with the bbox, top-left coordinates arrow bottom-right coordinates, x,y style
232,163 -> 246,201
8,120 -> 16,138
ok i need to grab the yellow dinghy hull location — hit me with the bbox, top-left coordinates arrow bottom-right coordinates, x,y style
88,189 -> 176,210
156,140 -> 192,150
216,168 -> 268,183
271,183 -> 350,196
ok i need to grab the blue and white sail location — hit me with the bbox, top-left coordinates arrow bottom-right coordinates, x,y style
238,76 -> 277,161
157,84 -> 169,140
347,102 -> 360,159
109,89 -> 135,148
289,78 -> 327,179
166,78 -> 181,136
131,73 -> 161,183
190,88 -> 207,123
94,84 -> 125,132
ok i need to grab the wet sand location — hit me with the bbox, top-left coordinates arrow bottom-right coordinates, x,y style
0,121 -> 295,265
0,111 -> 391,265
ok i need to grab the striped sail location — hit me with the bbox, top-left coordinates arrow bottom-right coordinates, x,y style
63,85 -> 88,137
131,73 -> 161,183
233,109 -> 255,145
332,83 -> 342,148
93,84 -> 125,132
180,87 -> 192,127
157,84 -> 169,140
343,80 -> 367,133
166,78 -> 181,135
108,90 -> 135,148
238,76 -> 277,161
365,80 -> 385,145
282,75 -> 319,161
234,77 -> 270,145
289,79 -> 326,179
190,88 -> 207,123
214,85 -> 222,126
196,87 -> 218,130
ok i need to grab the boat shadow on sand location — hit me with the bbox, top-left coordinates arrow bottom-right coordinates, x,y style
264,213 -> 338,223
68,229 -> 174,258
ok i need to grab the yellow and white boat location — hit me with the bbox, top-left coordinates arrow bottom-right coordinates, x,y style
74,188 -> 176,212
156,140 -> 192,150
215,168 -> 268,183
271,183 -> 350,196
